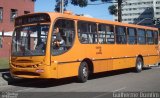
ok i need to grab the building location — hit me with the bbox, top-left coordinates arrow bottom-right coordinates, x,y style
114,0 -> 160,27
0,0 -> 34,58
0,0 -> 34,32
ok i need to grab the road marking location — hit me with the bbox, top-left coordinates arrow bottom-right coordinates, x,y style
92,87 -> 126,98
113,87 -> 126,92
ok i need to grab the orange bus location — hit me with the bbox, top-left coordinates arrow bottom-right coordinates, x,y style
10,12 -> 160,82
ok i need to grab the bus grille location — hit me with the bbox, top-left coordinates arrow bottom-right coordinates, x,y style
12,64 -> 39,68
13,71 -> 40,76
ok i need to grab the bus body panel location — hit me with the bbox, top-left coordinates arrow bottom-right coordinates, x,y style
57,62 -> 80,78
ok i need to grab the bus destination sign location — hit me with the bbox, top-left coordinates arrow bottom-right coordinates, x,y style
15,13 -> 50,26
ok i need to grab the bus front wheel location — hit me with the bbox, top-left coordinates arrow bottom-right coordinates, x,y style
78,61 -> 89,83
135,57 -> 143,73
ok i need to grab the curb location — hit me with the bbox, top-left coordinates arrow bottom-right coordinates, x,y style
0,77 -> 8,86
0,71 -> 25,86
0,71 -> 10,86
0,71 -> 41,86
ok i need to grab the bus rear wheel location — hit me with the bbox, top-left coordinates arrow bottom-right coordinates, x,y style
78,61 -> 89,83
135,57 -> 143,73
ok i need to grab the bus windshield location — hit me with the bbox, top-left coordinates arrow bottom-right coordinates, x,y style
12,24 -> 50,56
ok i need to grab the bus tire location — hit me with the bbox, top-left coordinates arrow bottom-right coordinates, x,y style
78,61 -> 89,83
135,57 -> 143,73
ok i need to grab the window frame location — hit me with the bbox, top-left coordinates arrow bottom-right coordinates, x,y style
98,24 -> 115,44
137,28 -> 146,44
146,30 -> 154,45
10,9 -> 18,22
115,26 -> 127,44
0,36 -> 2,48
127,27 -> 137,44
0,7 -> 3,22
78,21 -> 98,44
51,18 -> 76,56
24,11 -> 30,14
154,31 -> 158,45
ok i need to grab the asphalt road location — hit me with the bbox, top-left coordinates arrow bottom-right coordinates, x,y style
0,67 -> 160,98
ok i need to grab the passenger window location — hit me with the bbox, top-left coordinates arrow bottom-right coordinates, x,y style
116,26 -> 127,44
137,29 -> 146,44
128,28 -> 137,44
98,24 -> 115,44
154,31 -> 158,44
52,19 -> 75,56
146,30 -> 154,44
78,21 -> 98,44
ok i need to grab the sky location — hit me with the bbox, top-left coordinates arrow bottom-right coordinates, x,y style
34,0 -> 113,20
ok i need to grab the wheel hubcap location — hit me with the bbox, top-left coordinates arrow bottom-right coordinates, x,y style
137,61 -> 142,70
83,66 -> 88,78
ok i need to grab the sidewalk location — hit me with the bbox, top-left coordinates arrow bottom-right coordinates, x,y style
0,70 -> 10,86
0,69 -> 24,86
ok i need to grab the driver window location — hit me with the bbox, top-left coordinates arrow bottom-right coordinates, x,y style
52,19 -> 75,56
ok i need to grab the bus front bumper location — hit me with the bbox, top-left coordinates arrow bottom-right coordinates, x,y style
10,64 -> 57,79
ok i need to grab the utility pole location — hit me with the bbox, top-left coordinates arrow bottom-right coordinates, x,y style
118,0 -> 122,22
60,0 -> 64,13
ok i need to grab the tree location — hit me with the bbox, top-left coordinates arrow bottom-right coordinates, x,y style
108,0 -> 123,22
55,0 -> 89,12
108,5 -> 117,15
55,0 -> 123,22
55,0 -> 68,12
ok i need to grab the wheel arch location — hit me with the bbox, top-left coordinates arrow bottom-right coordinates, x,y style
137,55 -> 144,66
82,58 -> 94,75
137,55 -> 144,63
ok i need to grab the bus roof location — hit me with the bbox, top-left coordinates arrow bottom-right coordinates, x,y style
48,12 -> 158,30
16,12 -> 158,31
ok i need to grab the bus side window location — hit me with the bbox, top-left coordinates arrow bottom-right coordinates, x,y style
137,29 -> 146,44
154,31 -> 158,44
146,30 -> 154,44
116,26 -> 127,44
78,21 -> 98,44
128,28 -> 137,44
78,22 -> 88,43
98,24 -> 115,44
52,19 -> 75,56
98,24 -> 106,44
